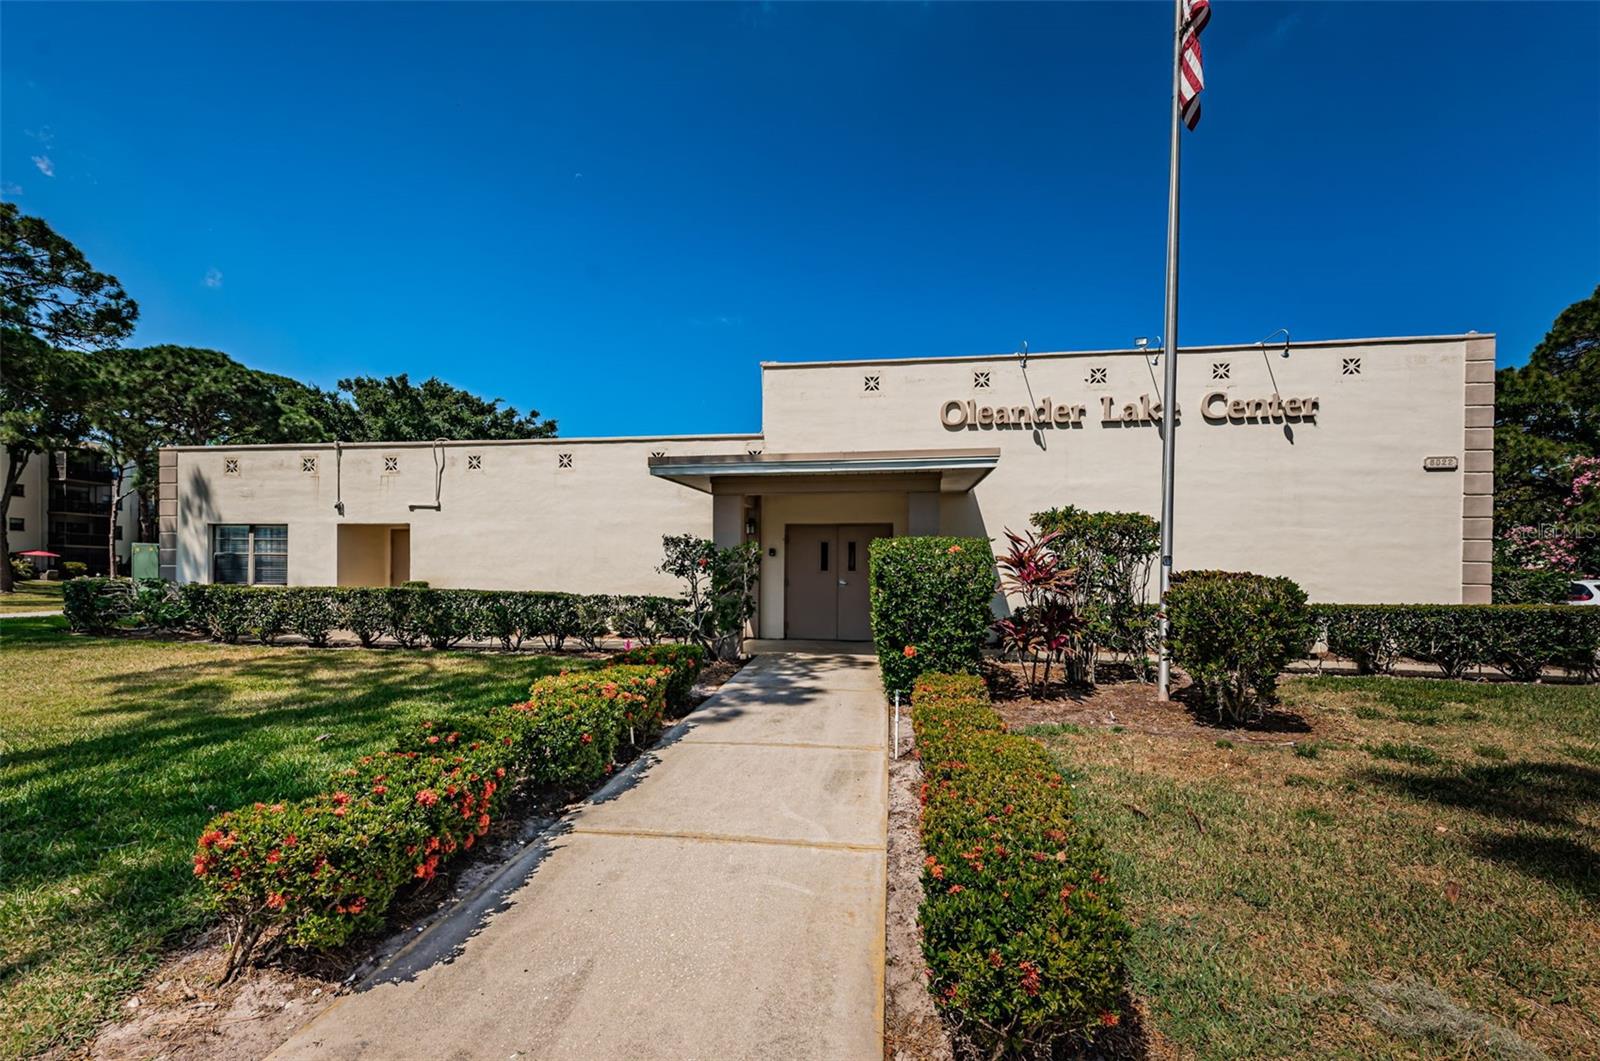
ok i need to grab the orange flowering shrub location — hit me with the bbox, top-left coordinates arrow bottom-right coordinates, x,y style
495,664 -> 668,787
195,723 -> 514,968
613,642 -> 705,712
911,672 -> 1128,1056
196,650 -> 703,972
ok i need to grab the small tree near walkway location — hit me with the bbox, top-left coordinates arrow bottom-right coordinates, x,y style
658,534 -> 760,661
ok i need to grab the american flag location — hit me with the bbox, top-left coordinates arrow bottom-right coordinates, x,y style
1179,0 -> 1212,131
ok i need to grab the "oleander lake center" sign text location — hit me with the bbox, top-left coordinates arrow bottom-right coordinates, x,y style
939,391 -> 1320,429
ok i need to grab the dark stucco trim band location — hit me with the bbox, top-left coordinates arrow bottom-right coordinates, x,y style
157,448 -> 178,582
1462,337 -> 1495,604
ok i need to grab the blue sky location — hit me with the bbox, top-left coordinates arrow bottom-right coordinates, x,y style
3,2 -> 1596,437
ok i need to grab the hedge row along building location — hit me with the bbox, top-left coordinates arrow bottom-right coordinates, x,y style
159,333 -> 1495,639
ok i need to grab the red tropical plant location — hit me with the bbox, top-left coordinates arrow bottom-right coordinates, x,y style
994,528 -> 1081,694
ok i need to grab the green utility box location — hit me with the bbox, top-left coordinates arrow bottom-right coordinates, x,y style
131,542 -> 160,580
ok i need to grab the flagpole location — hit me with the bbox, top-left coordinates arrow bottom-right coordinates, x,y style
1156,0 -> 1184,702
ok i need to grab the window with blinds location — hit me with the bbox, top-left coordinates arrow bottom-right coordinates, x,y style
212,524 -> 288,585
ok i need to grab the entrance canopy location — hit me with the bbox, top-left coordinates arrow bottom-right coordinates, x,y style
648,448 -> 999,495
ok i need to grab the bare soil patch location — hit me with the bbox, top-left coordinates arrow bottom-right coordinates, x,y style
86,942 -> 336,1061
692,656 -> 744,700
984,659 -> 1341,747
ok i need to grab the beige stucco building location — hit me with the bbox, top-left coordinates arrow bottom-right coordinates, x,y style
160,333 -> 1495,638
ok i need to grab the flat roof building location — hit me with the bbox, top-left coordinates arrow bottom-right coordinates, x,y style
160,332 -> 1495,639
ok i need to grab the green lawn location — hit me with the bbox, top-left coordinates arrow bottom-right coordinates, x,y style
0,580 -> 63,613
0,616 -> 577,1060
1035,676 -> 1600,1060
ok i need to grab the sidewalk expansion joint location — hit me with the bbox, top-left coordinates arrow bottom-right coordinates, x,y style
568,825 -> 884,854
677,737 -> 885,752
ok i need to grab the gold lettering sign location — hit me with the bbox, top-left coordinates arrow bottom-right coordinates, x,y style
939,398 -> 1088,429
1200,391 -> 1318,424
941,392 -> 1319,428
1100,394 -> 1177,425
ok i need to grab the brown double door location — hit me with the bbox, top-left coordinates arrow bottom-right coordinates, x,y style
784,524 -> 892,641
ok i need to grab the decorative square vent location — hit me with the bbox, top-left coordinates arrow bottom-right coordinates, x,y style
383,456 -> 399,473
466,454 -> 482,470
223,458 -> 240,476
557,453 -> 573,469
1086,367 -> 1108,384
1211,362 -> 1231,380
1342,357 -> 1362,376
863,374 -> 881,392
300,456 -> 317,473
973,370 -> 991,389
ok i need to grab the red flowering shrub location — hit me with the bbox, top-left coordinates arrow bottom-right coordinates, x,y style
911,672 -> 1128,1056
195,728 -> 514,967
612,642 -> 705,712
194,650 -> 704,973
497,665 -> 668,786
552,664 -> 674,748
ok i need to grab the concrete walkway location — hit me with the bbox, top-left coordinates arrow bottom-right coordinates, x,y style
271,646 -> 888,1061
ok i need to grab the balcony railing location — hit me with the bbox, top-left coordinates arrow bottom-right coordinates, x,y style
49,488 -> 113,514
58,464 -> 114,484
50,531 -> 111,548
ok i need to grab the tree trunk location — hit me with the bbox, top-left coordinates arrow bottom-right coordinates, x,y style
0,451 -> 27,594
107,466 -> 123,579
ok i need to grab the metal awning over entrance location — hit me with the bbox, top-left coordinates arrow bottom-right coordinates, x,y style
647,448 -> 1000,494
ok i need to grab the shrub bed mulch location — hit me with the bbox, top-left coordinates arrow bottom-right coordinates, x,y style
885,750 -> 956,1061
86,657 -> 747,1061
982,659 -> 1346,747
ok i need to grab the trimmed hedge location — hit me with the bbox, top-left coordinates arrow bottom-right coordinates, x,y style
869,536 -> 997,695
1315,603 -> 1600,681
196,725 -> 516,961
63,579 -> 691,652
1167,571 -> 1316,721
912,672 -> 1128,1055
613,642 -> 707,712
195,650 -> 700,971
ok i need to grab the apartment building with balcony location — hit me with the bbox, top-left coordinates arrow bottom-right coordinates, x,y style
3,447 -> 139,575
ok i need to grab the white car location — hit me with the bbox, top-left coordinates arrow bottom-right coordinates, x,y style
1569,580 -> 1600,605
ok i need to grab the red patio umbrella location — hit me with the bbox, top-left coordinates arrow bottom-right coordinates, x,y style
18,550 -> 60,558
